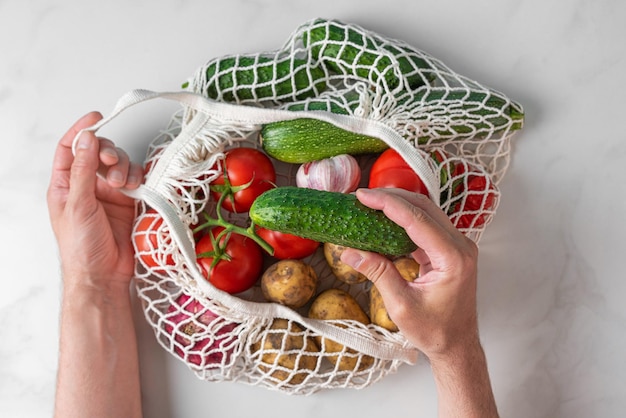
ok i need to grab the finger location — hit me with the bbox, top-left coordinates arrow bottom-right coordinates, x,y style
67,131 -> 100,207
48,112 -> 103,217
125,161 -> 144,189
95,137 -> 144,189
53,112 -> 103,172
99,146 -> 130,188
358,188 -> 459,237
410,247 -> 434,275
354,188 -> 462,270
341,248 -> 411,297
98,137 -> 120,166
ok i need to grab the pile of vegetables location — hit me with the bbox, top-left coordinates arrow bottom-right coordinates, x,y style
134,117 -> 501,373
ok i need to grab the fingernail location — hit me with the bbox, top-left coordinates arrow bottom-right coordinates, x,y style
108,169 -> 124,184
341,250 -> 363,269
100,146 -> 118,159
356,188 -> 375,197
77,132 -> 93,150
127,173 -> 140,186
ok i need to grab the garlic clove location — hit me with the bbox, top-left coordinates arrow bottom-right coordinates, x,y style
296,154 -> 361,193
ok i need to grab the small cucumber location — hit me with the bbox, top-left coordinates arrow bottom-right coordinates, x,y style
260,118 -> 388,163
249,187 -> 417,256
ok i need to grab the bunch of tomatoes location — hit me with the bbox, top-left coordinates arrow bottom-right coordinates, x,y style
134,147 -> 319,295
134,145 -> 497,296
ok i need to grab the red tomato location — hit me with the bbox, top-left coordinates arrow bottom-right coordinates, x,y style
256,228 -> 319,260
133,210 -> 175,271
368,148 -> 430,196
450,174 -> 498,229
164,293 -> 238,367
210,147 -> 276,212
196,227 -> 263,294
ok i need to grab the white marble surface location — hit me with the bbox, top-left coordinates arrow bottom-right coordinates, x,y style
2,0 -> 625,417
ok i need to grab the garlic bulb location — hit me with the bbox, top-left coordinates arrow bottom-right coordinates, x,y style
296,154 -> 361,193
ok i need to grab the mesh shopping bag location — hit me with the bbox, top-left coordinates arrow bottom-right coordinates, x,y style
75,18 -> 523,395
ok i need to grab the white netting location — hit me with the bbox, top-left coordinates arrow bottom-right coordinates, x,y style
86,18 -> 523,395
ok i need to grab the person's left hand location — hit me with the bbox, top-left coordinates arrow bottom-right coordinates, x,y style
47,112 -> 144,290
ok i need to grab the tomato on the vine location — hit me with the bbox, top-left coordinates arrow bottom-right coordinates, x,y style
196,227 -> 263,294
256,227 -> 319,260
133,209 -> 175,272
368,148 -> 430,196
210,147 -> 276,213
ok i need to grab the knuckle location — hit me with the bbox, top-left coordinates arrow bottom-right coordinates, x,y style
360,256 -> 395,285
446,238 -> 478,275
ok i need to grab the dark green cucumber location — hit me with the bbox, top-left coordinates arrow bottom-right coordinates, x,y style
406,88 -> 524,143
303,18 -> 434,90
282,89 -> 363,114
260,118 -> 388,163
188,55 -> 327,103
282,100 -> 350,115
249,187 -> 417,256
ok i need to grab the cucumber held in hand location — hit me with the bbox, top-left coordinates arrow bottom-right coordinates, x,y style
260,118 -> 388,163
249,187 -> 417,256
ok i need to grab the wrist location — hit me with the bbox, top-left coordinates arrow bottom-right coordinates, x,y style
427,333 -> 484,369
62,274 -> 132,310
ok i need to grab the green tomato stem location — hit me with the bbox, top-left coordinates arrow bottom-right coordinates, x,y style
193,190 -> 275,256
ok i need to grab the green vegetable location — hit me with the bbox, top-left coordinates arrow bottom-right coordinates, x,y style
249,187 -> 417,256
260,89 -> 523,163
302,18 -> 434,90
188,55 -> 327,102
405,88 -> 525,141
282,98 -> 351,114
260,118 -> 388,163
282,89 -> 363,115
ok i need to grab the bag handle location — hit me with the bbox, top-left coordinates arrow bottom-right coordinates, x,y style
73,89 -> 440,202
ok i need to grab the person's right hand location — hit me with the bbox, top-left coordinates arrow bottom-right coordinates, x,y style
340,188 -> 480,360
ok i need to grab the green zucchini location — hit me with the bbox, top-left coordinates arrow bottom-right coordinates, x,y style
249,187 -> 417,256
260,118 -> 388,163
186,55 -> 327,103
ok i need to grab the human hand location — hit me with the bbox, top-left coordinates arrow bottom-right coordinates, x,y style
47,112 -> 144,291
340,188 -> 480,360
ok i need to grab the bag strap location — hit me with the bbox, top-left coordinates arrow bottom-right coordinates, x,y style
73,89 -> 440,202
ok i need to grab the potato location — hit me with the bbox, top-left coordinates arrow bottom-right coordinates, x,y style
393,256 -> 420,282
308,289 -> 374,371
323,242 -> 367,284
369,284 -> 398,331
370,257 -> 420,331
261,260 -> 318,309
251,318 -> 319,384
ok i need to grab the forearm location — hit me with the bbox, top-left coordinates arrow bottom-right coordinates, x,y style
429,338 -> 499,418
54,280 -> 142,418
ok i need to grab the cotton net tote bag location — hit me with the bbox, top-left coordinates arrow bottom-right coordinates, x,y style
75,18 -> 523,395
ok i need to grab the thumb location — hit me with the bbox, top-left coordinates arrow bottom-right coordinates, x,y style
341,248 -> 409,298
67,131 -> 100,207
